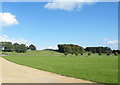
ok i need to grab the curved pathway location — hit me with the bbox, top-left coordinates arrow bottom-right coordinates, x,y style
0,57 -> 102,84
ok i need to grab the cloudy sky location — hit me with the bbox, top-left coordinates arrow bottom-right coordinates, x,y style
0,1 -> 118,50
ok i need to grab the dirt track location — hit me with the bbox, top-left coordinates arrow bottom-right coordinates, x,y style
0,57 -> 99,83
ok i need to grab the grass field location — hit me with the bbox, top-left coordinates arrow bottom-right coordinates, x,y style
2,50 -> 118,84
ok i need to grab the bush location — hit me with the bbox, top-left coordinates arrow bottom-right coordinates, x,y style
88,52 -> 91,56
2,52 -> 8,55
2,52 -> 5,54
80,53 -> 83,56
106,53 -> 111,56
75,52 -> 79,56
64,52 -> 68,56
114,52 -> 118,56
71,52 -> 74,55
98,52 -> 102,56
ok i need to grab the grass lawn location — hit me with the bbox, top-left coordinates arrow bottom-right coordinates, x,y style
2,50 -> 118,84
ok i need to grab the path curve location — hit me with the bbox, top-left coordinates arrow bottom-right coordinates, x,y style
0,57 -> 100,83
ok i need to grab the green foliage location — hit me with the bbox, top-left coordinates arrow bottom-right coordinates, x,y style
114,52 -> 118,56
88,52 -> 91,56
112,50 -> 120,54
1,42 -> 36,53
58,44 -> 84,55
75,52 -> 79,56
71,52 -> 74,55
1,42 -> 14,52
29,44 -> 36,50
80,53 -> 83,56
98,52 -> 102,56
106,52 -> 111,56
13,43 -> 19,51
26,46 -> 29,50
14,43 -> 27,53
16,44 -> 27,53
85,47 -> 112,54
64,52 -> 68,56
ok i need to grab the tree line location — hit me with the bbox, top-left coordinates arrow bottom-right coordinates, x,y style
85,47 -> 120,55
58,44 -> 120,56
85,47 -> 112,53
0,42 -> 36,53
1,42 -> 119,55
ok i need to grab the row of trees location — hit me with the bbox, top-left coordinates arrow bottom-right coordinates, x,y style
58,44 -> 84,56
112,50 -> 120,54
83,51 -> 118,56
1,42 -> 36,53
58,44 -> 120,56
1,42 -> 119,55
85,47 -> 112,53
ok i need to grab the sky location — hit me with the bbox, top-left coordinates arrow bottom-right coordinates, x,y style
0,2 -> 118,50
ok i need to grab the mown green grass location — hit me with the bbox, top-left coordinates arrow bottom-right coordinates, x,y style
2,50 -> 118,84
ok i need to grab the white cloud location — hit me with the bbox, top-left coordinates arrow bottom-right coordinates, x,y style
0,35 -> 30,45
105,40 -> 119,50
107,40 -> 118,45
38,45 -> 58,50
0,12 -> 18,26
47,46 -> 58,49
44,0 -> 97,11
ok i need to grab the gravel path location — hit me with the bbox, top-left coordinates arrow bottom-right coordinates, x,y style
0,57 -> 101,84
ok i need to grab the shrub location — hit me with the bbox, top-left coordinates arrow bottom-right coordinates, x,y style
71,52 -> 74,55
2,52 -> 7,55
64,52 -> 68,56
98,52 -> 102,56
2,52 -> 5,54
75,52 -> 79,56
106,53 -> 111,56
80,53 -> 83,56
114,52 -> 118,56
88,52 -> 91,56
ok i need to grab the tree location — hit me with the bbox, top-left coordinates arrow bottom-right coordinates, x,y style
85,47 -> 112,53
13,43 -> 19,51
1,42 -> 14,52
58,44 -> 84,55
29,44 -> 36,50
26,46 -> 29,50
80,47 -> 84,54
16,44 -> 27,53
1,42 -> 36,53
113,50 -> 120,54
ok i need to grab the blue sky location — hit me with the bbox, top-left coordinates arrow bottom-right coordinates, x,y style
1,2 -> 118,50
